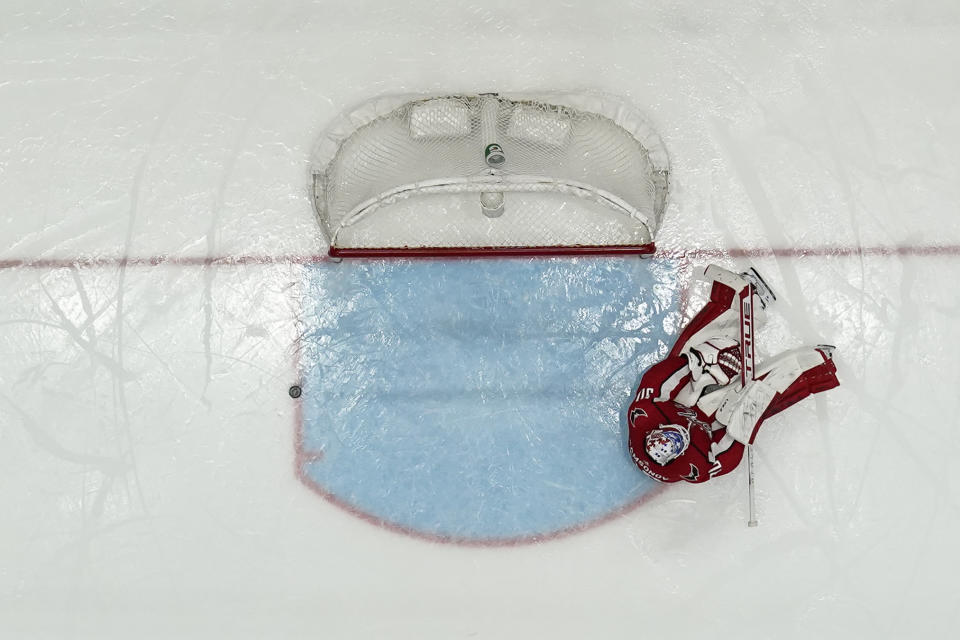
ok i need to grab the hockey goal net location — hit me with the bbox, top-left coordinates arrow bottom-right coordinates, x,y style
311,93 -> 670,257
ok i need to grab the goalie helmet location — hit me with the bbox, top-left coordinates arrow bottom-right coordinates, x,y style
644,424 -> 691,466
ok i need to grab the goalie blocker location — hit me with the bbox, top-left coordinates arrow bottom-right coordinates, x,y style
627,265 -> 839,484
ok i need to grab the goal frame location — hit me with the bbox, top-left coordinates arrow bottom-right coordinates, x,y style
310,91 -> 670,259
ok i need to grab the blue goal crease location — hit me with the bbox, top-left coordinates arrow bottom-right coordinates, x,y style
298,257 -> 680,541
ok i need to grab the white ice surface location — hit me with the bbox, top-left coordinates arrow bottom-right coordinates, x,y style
2,2 -> 960,638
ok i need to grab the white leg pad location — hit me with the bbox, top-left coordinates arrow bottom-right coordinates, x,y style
715,379 -> 777,445
703,264 -> 749,292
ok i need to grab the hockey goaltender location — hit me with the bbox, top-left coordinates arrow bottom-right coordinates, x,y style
627,265 -> 839,484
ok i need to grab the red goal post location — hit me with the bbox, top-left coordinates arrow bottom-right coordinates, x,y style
310,92 -> 670,258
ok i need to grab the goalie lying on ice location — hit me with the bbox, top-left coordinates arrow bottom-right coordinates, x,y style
627,265 -> 839,484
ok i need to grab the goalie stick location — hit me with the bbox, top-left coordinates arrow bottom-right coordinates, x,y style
738,276 -> 759,527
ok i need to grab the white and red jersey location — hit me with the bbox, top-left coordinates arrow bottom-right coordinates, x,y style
628,271 -> 840,484
628,356 -> 744,483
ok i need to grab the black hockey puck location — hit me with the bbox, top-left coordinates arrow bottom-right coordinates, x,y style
288,384 -> 302,399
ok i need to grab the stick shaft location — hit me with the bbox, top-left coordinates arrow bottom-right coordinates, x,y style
747,446 -> 758,527
739,283 -> 759,527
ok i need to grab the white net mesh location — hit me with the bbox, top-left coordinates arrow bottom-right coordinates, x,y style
311,93 -> 669,255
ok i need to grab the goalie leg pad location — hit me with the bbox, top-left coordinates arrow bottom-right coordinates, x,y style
716,346 -> 838,445
757,348 -> 828,392
703,264 -> 750,292
715,378 -> 778,445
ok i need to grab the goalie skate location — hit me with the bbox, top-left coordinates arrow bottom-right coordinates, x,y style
741,267 -> 776,309
815,344 -> 836,360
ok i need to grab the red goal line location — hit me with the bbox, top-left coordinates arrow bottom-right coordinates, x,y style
1,244 -> 959,271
